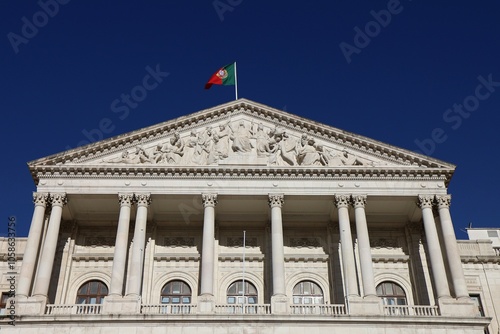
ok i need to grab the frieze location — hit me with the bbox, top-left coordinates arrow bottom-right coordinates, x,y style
84,236 -> 115,247
289,237 -> 322,248
371,238 -> 399,249
226,237 -> 258,247
164,237 -> 196,248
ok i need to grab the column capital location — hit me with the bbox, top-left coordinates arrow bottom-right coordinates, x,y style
352,195 -> 367,208
33,192 -> 49,207
50,193 -> 67,207
417,195 -> 434,209
334,194 -> 350,208
268,194 -> 284,208
435,195 -> 451,209
202,193 -> 218,207
118,193 -> 135,206
135,193 -> 151,207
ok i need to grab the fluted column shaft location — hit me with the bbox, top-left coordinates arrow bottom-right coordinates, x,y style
335,194 -> 359,297
33,193 -> 67,298
418,195 -> 451,299
436,195 -> 469,299
200,193 -> 217,296
17,193 -> 49,298
269,194 -> 286,296
109,193 -> 134,297
352,195 -> 376,298
126,193 -> 151,297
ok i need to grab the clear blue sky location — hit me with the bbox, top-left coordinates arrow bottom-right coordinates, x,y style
1,1 -> 499,238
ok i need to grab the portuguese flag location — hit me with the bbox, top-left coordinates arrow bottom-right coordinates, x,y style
204,63 -> 236,89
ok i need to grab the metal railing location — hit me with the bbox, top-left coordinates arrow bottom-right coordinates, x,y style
383,305 -> 439,316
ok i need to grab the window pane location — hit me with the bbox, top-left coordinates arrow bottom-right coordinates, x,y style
89,282 -> 99,294
182,297 -> 190,304
172,297 -> 180,304
227,297 -> 235,304
385,284 -> 394,295
248,297 -> 257,304
89,297 -> 97,304
77,297 -> 86,304
161,297 -> 170,304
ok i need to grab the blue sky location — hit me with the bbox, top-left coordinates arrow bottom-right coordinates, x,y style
1,1 -> 499,238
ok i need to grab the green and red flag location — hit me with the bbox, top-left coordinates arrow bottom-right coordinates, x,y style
204,63 -> 236,89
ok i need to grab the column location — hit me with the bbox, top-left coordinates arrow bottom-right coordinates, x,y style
435,195 -> 469,299
352,195 -> 377,298
125,193 -> 151,298
418,195 -> 451,299
17,193 -> 49,298
32,193 -> 67,298
335,194 -> 359,297
109,193 -> 134,297
200,193 -> 217,296
269,194 -> 286,297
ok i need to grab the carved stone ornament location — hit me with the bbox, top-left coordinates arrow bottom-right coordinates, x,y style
290,237 -> 321,248
352,195 -> 367,208
164,237 -> 195,247
202,193 -> 218,207
268,194 -> 284,208
435,194 -> 451,209
84,236 -> 115,247
417,195 -> 434,209
118,193 -> 135,206
33,192 -> 49,207
227,237 -> 258,247
50,193 -> 67,207
371,238 -> 398,249
406,222 -> 424,234
334,194 -> 350,208
135,193 -> 151,206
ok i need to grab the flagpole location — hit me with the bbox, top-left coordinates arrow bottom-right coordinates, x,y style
234,61 -> 238,100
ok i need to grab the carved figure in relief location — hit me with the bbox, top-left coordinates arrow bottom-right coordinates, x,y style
229,120 -> 254,153
254,123 -> 272,157
215,122 -> 232,158
135,146 -> 150,163
268,132 -> 296,166
296,137 -> 323,166
182,130 -> 198,164
149,143 -> 166,164
193,127 -> 215,165
162,132 -> 185,164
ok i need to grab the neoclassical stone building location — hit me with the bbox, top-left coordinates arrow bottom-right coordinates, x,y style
1,99 -> 498,333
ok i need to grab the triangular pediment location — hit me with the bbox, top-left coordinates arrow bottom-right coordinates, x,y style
28,99 -> 455,182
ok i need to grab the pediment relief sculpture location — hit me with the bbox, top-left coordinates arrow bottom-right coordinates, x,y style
100,119 -> 395,168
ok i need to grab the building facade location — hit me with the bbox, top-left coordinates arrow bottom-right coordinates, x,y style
1,99 -> 498,333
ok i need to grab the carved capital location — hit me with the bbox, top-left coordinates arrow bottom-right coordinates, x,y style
50,193 -> 67,207
352,195 -> 367,208
118,193 -> 135,206
135,193 -> 151,207
417,195 -> 434,209
435,195 -> 451,209
33,192 -> 49,207
268,194 -> 284,208
202,193 -> 218,207
334,194 -> 350,208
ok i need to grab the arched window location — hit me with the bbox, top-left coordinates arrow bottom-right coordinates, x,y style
76,280 -> 108,304
227,281 -> 258,304
293,281 -> 324,304
161,280 -> 191,304
376,281 -> 407,305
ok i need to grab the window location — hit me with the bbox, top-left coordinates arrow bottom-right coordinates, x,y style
227,281 -> 258,304
161,280 -> 191,304
376,281 -> 407,305
1,292 -> 11,315
76,280 -> 108,304
292,281 -> 324,304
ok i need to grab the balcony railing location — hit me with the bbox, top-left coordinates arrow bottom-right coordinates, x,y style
46,304 -> 102,315
383,305 -> 439,316
290,304 -> 347,316
215,304 -> 271,315
141,304 -> 197,315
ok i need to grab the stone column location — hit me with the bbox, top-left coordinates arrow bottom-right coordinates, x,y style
335,194 -> 359,298
435,195 -> 469,299
269,194 -> 286,297
109,193 -> 134,297
32,193 -> 67,298
418,195 -> 451,299
17,193 -> 49,298
200,193 -> 218,296
125,193 -> 151,298
352,195 -> 377,298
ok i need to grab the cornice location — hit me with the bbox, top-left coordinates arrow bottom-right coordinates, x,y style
28,99 -> 456,184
